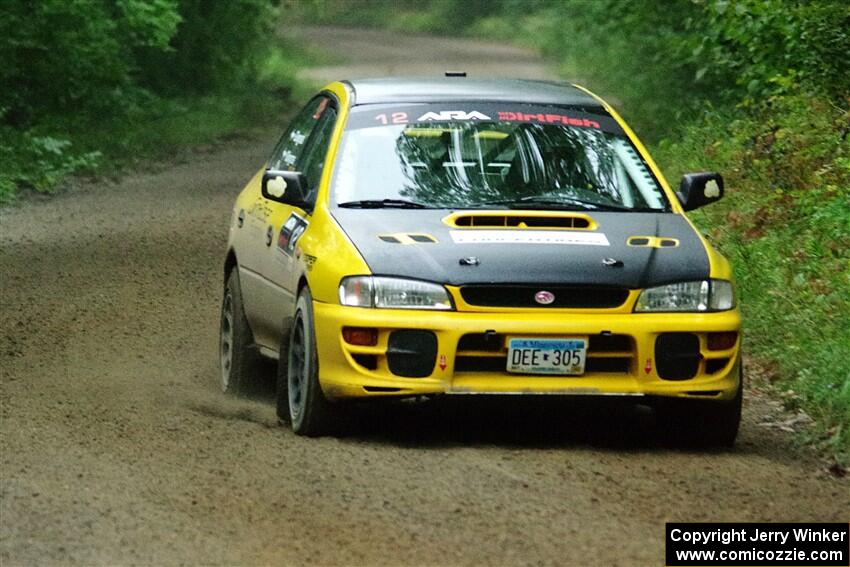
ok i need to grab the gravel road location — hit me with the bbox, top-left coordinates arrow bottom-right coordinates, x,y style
1,25 -> 847,567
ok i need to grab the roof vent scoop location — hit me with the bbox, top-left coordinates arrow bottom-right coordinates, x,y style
445,71 -> 467,77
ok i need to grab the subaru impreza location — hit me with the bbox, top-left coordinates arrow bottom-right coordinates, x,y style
220,77 -> 741,443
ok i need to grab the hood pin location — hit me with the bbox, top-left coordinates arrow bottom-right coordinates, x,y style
459,256 -> 480,266
602,257 -> 624,268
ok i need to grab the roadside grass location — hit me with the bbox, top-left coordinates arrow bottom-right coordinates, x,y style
654,96 -> 850,462
0,37 -> 321,204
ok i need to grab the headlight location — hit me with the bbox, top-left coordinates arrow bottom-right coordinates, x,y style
635,280 -> 734,312
338,276 -> 453,310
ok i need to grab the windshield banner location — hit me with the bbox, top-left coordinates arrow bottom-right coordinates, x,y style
346,103 -> 624,134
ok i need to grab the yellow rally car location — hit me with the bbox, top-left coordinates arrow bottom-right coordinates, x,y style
220,77 -> 742,443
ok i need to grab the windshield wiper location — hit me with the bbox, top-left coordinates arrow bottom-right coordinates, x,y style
471,195 -> 657,212
337,199 -> 429,209
471,195 -> 602,210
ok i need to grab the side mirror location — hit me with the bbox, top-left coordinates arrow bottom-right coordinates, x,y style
676,172 -> 724,211
261,169 -> 312,211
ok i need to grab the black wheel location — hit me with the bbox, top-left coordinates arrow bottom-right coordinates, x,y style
658,365 -> 743,447
275,331 -> 290,423
286,287 -> 336,436
219,269 -> 262,395
700,369 -> 743,447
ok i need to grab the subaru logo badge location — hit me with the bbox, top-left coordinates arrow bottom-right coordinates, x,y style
534,290 -> 555,305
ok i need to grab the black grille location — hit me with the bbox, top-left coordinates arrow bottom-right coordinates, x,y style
457,332 -> 504,352
460,285 -> 629,308
588,334 -> 632,352
455,356 -> 505,372
352,354 -> 378,370
705,358 -> 730,374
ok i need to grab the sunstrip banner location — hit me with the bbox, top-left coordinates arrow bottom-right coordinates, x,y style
345,103 -> 623,134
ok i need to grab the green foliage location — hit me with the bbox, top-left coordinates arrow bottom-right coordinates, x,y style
289,0 -> 493,34
655,96 -> 850,458
692,0 -> 850,104
0,0 -> 180,126
0,0 -> 306,202
0,127 -> 101,201
136,0 -> 278,95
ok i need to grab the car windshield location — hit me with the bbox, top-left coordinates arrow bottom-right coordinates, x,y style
332,103 -> 669,211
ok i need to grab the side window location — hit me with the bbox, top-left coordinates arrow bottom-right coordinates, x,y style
297,105 -> 338,204
268,97 -> 327,171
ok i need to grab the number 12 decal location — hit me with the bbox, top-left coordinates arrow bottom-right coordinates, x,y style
374,112 -> 409,125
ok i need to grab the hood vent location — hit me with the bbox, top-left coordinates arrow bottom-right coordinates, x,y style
627,236 -> 679,248
445,212 -> 594,230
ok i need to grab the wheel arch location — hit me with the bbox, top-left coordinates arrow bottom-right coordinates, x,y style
297,274 -> 310,297
224,248 -> 238,284
279,274 -> 312,364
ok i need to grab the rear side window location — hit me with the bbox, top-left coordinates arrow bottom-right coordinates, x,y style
297,105 -> 338,203
269,97 -> 332,172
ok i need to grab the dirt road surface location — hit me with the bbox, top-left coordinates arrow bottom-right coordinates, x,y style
1,25 -> 847,566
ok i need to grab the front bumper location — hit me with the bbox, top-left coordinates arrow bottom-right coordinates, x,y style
313,302 -> 742,401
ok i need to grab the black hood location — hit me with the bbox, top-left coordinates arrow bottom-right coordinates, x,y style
332,209 -> 709,288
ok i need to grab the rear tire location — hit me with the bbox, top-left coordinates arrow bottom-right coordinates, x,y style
219,269 -> 262,395
286,287 -> 336,436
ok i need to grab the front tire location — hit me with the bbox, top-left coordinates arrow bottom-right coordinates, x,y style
285,287 -> 336,436
220,269 -> 262,395
659,365 -> 743,447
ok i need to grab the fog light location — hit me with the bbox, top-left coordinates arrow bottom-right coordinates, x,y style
343,327 -> 378,346
707,332 -> 738,350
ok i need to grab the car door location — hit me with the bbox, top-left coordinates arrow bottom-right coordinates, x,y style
239,96 -> 338,354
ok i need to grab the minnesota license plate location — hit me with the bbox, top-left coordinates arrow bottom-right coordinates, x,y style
507,337 -> 587,375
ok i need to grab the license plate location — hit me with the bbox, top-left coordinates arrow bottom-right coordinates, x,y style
507,337 -> 587,375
